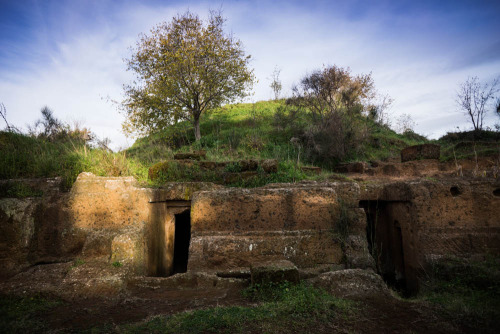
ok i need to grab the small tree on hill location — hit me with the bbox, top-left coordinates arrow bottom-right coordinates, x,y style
291,65 -> 375,120
395,113 -> 416,134
269,66 -> 282,100
285,65 -> 377,164
456,76 -> 500,132
122,11 -> 255,141
495,98 -> 500,118
0,103 -> 15,132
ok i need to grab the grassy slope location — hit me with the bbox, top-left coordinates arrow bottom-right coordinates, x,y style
415,257 -> 500,332
438,130 -> 500,161
126,99 -> 427,168
5,99 -> 499,189
0,131 -> 147,190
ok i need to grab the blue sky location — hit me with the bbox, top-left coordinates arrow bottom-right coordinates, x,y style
1,0 -> 499,149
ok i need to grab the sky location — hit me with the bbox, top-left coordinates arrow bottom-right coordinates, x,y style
1,0 -> 500,150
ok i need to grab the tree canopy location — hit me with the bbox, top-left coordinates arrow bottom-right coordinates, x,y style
278,65 -> 382,165
122,11 -> 255,140
290,65 -> 375,120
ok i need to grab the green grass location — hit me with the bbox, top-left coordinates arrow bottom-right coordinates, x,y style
416,257 -> 500,332
0,131 -> 147,188
438,130 -> 500,161
112,261 -> 123,268
71,258 -> 85,268
120,282 -> 354,334
0,295 -> 62,333
149,159 -> 331,187
14,99 -> 496,189
0,181 -> 44,198
126,99 -> 428,185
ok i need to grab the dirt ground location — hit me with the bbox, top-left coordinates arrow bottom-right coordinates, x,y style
2,286 -> 490,334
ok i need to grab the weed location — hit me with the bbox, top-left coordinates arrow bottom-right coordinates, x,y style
0,295 -> 61,333
224,162 -> 241,173
112,261 -> 123,268
334,199 -> 350,244
121,282 -> 354,333
71,258 -> 85,268
0,182 -> 43,198
416,257 -> 500,332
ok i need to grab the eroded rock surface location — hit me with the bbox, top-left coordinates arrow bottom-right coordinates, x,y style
310,269 -> 391,298
401,143 -> 440,162
1,171 -> 499,299
250,259 -> 299,284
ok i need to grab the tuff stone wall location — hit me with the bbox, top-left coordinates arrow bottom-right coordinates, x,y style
188,184 -> 372,272
1,173 -> 499,293
0,173 -> 220,278
359,179 -> 500,291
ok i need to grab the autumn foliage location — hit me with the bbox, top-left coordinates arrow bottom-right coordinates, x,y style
122,11 -> 255,140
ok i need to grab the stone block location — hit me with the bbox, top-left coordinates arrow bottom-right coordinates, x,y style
188,230 -> 344,272
110,225 -> 146,274
260,159 -> 278,173
382,164 -> 400,176
310,269 -> 390,298
401,144 -> 440,162
240,159 -> 259,171
334,162 -> 367,174
199,161 -> 217,170
344,235 -> 375,270
191,187 -> 339,232
250,259 -> 299,284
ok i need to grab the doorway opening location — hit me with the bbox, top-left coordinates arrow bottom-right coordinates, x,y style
173,210 -> 191,274
148,201 -> 191,277
360,200 -> 412,295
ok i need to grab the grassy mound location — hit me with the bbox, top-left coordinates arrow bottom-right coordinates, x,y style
10,100 -> 498,188
127,100 -> 427,168
439,130 -> 500,161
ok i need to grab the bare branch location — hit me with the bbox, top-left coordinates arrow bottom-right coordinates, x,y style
456,76 -> 500,131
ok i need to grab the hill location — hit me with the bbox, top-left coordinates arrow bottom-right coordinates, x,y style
124,100 -> 427,185
3,99 -> 499,189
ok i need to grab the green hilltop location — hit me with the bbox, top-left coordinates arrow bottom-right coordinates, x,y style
2,99 -> 498,191
1,99 -> 433,190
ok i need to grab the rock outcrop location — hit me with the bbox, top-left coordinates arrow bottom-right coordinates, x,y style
401,144 -> 440,162
1,172 -> 499,297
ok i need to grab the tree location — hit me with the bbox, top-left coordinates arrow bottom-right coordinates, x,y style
122,11 -> 255,141
284,65 -> 377,164
269,66 -> 282,100
456,76 -> 500,131
496,98 -> 500,118
290,65 -> 375,121
27,106 -> 64,140
395,113 -> 416,134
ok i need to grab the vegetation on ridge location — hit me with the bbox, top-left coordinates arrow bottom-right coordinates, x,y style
0,97 -> 437,190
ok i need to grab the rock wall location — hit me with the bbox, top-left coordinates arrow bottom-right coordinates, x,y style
188,183 -> 372,273
360,179 -> 500,292
0,173 -> 220,278
1,173 -> 499,293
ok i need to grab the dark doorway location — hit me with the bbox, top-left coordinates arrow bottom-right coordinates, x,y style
360,200 -> 411,295
173,210 -> 191,274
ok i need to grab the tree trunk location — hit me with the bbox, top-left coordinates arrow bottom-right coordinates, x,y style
194,116 -> 201,141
